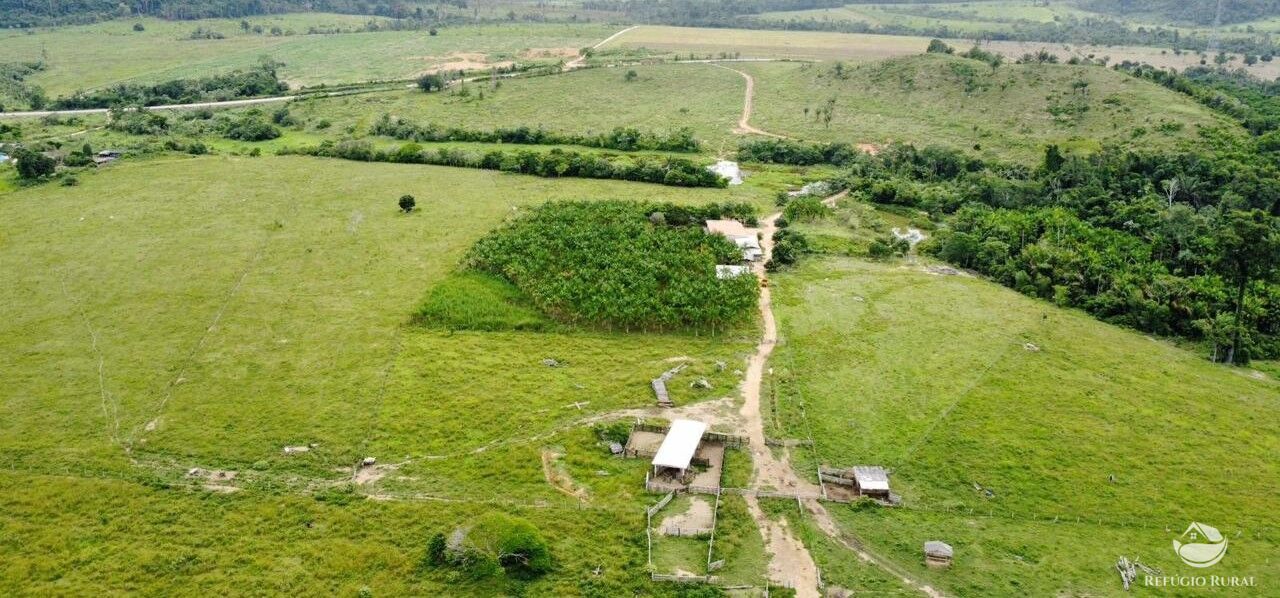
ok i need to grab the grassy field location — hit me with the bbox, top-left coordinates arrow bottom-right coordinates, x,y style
0,16 -> 613,97
603,25 -> 932,61
0,155 -> 780,594
766,249 -> 1279,595
288,62 -> 748,150
605,24 -> 1280,79
736,54 -> 1237,162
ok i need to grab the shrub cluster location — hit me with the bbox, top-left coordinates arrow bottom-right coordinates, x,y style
371,114 -> 699,152
464,200 -> 758,332
421,514 -> 552,581
283,140 -> 727,187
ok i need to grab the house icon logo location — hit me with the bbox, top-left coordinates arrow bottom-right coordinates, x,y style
1173,522 -> 1228,568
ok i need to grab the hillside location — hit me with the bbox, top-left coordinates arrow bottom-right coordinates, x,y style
769,254 -> 1280,595
738,53 -> 1241,161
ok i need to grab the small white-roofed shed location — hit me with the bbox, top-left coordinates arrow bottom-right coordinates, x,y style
651,419 -> 707,476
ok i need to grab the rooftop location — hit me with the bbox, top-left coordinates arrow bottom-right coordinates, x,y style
852,466 -> 890,491
651,419 -> 707,471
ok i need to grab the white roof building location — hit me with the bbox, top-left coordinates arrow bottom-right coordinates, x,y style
715,264 -> 750,279
706,219 -> 763,262
651,419 -> 708,473
852,466 -> 890,493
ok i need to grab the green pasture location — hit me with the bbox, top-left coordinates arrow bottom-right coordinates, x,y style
766,251 -> 1279,595
0,17 -> 613,97
0,155 -> 778,593
736,55 -> 1238,162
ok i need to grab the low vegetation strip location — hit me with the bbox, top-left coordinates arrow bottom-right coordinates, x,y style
281,140 -> 728,187
371,114 -> 700,152
465,200 -> 759,332
48,62 -> 288,110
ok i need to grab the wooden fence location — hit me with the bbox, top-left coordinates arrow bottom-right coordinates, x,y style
659,526 -> 713,538
765,437 -> 814,448
650,480 -> 826,501
651,573 -> 721,584
631,422 -> 747,448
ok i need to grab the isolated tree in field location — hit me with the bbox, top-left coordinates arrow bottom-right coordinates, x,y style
428,27 -> 438,36
132,22 -> 145,32
399,194 -> 416,213
624,69 -> 638,82
417,73 -> 446,92
13,149 -> 56,179
1213,209 -> 1280,364
467,514 -> 552,579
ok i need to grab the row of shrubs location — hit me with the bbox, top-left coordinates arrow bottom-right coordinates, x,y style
106,106 -> 285,141
281,140 -> 727,187
50,62 -> 288,110
370,114 -> 700,152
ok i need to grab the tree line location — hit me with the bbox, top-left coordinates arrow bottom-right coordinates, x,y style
370,114 -> 700,153
1114,62 -> 1280,136
49,62 -> 287,110
738,138 -> 1280,364
281,140 -> 728,187
0,0 -> 465,27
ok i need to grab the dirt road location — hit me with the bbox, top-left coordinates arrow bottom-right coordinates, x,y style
565,25 -> 640,70
713,64 -> 787,139
739,192 -> 944,598
738,207 -> 820,596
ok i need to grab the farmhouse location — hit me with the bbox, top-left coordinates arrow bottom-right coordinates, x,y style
651,419 -> 708,478
705,219 -> 762,262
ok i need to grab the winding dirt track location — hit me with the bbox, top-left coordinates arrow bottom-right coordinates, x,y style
565,25 -> 639,69
712,63 -> 788,139
739,192 -> 944,597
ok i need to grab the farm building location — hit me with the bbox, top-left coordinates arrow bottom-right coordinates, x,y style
819,465 -> 896,502
705,219 -> 762,262
715,264 -> 750,279
852,466 -> 891,499
924,541 -> 954,567
651,419 -> 708,478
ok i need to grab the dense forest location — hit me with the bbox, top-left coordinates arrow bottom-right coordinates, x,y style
739,137 -> 1280,364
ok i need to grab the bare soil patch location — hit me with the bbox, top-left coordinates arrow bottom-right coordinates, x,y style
659,496 -> 715,531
